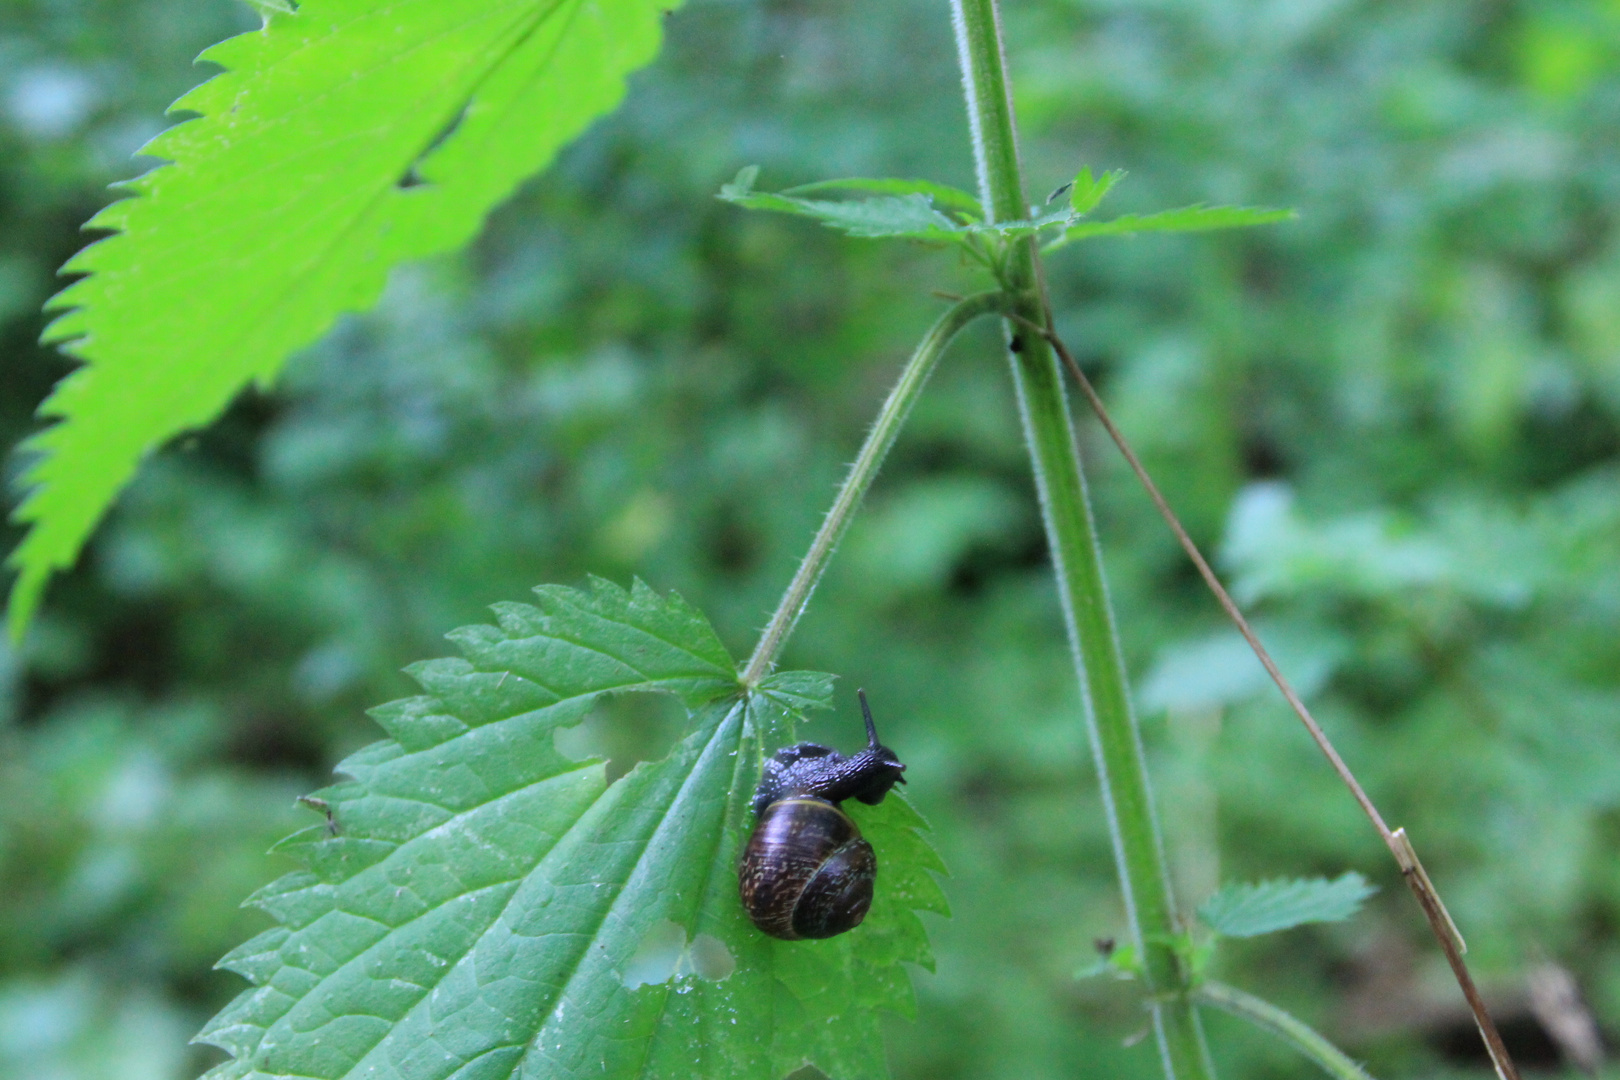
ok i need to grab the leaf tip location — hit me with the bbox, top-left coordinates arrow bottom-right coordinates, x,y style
6,565 -> 46,645
718,165 -> 760,201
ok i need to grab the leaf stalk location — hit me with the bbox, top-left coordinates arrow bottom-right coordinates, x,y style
741,290 -> 1007,685
1193,981 -> 1375,1080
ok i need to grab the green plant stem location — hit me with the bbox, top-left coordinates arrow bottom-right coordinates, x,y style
949,2 -> 1215,1078
741,290 -> 1006,685
1194,981 -> 1375,1080
1007,313 -> 1522,1080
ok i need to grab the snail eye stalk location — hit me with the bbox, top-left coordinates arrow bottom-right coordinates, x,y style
859,687 -> 880,748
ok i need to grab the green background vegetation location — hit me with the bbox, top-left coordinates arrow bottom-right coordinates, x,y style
2,0 -> 1619,1077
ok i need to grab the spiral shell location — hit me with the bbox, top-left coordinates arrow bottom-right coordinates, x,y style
738,797 -> 877,940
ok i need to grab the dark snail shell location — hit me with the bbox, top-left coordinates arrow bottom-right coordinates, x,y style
739,689 -> 905,941
739,797 -> 877,940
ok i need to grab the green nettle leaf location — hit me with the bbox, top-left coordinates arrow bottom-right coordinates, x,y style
718,167 -> 1082,250
719,167 -> 972,241
9,0 -> 684,636
720,167 -> 1292,272
199,578 -> 945,1080
1066,166 -> 1126,215
1198,873 -> 1375,939
782,177 -> 984,219
1046,204 -> 1296,250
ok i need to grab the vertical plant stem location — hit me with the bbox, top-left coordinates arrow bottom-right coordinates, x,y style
1011,312 -> 1522,1080
742,290 -> 1006,685
949,2 -> 1214,1077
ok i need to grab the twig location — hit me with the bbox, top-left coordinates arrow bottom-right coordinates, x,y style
1007,310 -> 1522,1080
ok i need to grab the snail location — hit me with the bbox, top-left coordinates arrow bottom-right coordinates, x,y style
739,689 -> 907,940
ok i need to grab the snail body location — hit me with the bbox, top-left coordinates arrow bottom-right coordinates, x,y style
739,690 -> 906,940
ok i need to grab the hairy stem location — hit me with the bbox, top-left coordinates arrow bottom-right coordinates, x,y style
949,2 -> 1214,1077
1013,312 -> 1521,1080
741,290 -> 1007,685
1194,982 -> 1375,1080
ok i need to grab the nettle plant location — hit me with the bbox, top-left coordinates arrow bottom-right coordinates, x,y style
6,1 -> 1526,1079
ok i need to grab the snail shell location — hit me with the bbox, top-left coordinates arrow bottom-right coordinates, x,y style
739,797 -> 877,940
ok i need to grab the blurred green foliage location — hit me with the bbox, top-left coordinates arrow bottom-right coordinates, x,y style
1,0 -> 1618,1078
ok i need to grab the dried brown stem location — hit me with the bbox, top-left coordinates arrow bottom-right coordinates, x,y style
1006,310 -> 1522,1080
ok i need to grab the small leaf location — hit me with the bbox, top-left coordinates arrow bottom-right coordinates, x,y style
756,670 -> 837,712
719,164 -> 761,200
726,192 -> 965,240
784,177 -> 983,218
1068,166 -> 1127,215
966,205 -> 1075,239
1076,940 -> 1142,980
1198,873 -> 1376,938
792,194 -> 965,239
1047,204 -> 1296,251
199,578 -> 946,1080
719,169 -> 969,241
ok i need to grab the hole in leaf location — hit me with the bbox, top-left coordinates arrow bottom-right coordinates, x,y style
621,919 -> 736,988
553,691 -> 689,782
686,933 -> 735,980
396,104 -> 470,189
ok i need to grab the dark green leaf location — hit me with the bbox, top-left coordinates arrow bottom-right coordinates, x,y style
198,578 -> 945,1080
756,670 -> 838,713
1198,874 -> 1375,938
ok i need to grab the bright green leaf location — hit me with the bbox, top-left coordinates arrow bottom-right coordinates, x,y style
8,0 -> 683,636
784,177 -> 983,219
198,578 -> 945,1080
1046,204 -> 1296,251
1067,166 -> 1126,215
719,167 -> 969,241
1198,873 -> 1375,939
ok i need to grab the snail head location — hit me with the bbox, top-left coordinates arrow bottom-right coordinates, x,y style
848,688 -> 907,805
